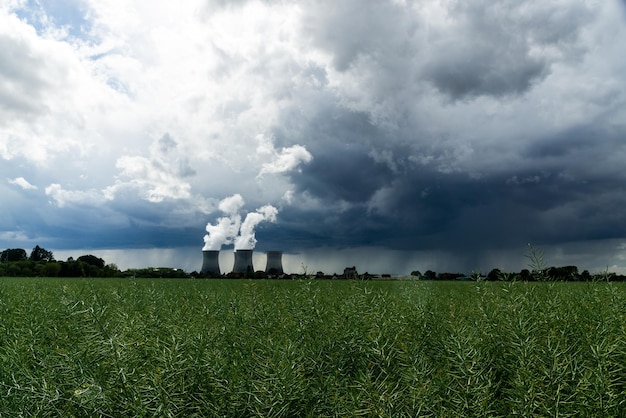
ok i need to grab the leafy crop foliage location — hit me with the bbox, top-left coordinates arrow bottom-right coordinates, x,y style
2,278 -> 626,416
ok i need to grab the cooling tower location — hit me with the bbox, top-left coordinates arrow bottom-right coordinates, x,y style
200,250 -> 221,275
232,249 -> 254,274
265,251 -> 284,275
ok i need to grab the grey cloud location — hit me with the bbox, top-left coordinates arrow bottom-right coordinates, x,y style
302,0 -> 412,72
423,46 -> 548,99
0,33 -> 50,114
297,145 -> 394,203
157,133 -> 178,153
524,125 -> 620,160
423,1 -> 592,99
157,134 -> 196,178
301,0 -> 595,100
279,119 -> 626,251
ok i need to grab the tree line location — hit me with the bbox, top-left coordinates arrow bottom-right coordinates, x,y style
0,246 -> 187,279
410,266 -> 626,282
3,245 -> 624,281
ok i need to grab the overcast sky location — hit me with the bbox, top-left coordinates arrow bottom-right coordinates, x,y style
2,0 -> 626,274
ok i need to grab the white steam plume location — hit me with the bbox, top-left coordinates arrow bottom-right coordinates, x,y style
234,204 -> 279,250
202,194 -> 244,250
202,194 -> 279,251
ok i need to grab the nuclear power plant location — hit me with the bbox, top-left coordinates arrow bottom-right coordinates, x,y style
200,249 -> 284,276
232,249 -> 254,274
265,251 -> 284,275
200,250 -> 221,275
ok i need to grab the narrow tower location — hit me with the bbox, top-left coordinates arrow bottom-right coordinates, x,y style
200,250 -> 221,275
232,249 -> 254,274
265,251 -> 284,275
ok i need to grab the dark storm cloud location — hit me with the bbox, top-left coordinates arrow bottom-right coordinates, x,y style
524,125 -> 623,161
39,221 -> 200,250
33,192 -> 208,250
260,0 -> 626,258
423,48 -> 547,99
296,144 -> 394,203
281,117 -> 626,252
260,203 -> 392,252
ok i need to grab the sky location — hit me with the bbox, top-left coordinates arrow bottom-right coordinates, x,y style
2,0 -> 626,275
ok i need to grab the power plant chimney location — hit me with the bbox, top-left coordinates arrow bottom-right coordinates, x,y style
265,251 -> 284,275
232,249 -> 254,274
200,250 -> 221,275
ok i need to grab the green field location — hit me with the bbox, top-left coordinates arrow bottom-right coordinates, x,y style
1,278 -> 626,416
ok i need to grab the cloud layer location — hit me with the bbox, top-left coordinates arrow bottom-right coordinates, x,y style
2,0 -> 626,272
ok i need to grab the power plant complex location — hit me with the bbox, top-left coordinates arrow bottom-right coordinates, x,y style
200,249 -> 284,276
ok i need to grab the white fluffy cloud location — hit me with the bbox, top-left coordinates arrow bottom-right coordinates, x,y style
108,134 -> 196,203
45,183 -> 106,208
8,177 -> 37,190
257,135 -> 313,178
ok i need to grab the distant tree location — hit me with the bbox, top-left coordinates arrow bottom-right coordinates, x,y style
546,266 -> 578,281
83,263 -> 101,277
77,255 -> 105,269
487,268 -> 501,281
33,263 -> 47,277
1,248 -> 28,262
60,259 -> 84,277
104,263 -> 121,277
410,270 -> 422,278
438,272 -> 463,280
19,265 -> 33,276
6,263 -> 21,276
43,262 -> 62,277
29,245 -> 55,262
580,270 -> 591,281
423,270 -> 437,280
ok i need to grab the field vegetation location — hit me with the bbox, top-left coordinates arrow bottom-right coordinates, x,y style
1,278 -> 626,416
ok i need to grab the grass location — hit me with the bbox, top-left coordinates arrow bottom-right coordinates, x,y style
1,278 -> 626,416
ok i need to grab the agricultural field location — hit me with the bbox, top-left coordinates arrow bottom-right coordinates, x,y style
1,278 -> 626,416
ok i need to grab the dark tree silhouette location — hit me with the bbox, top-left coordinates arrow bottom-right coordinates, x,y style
77,254 -> 106,269
1,248 -> 27,262
30,245 -> 55,262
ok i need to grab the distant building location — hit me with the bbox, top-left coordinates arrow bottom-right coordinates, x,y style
343,266 -> 358,279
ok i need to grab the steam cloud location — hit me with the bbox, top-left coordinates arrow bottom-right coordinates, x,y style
202,194 -> 278,251
234,204 -> 278,250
